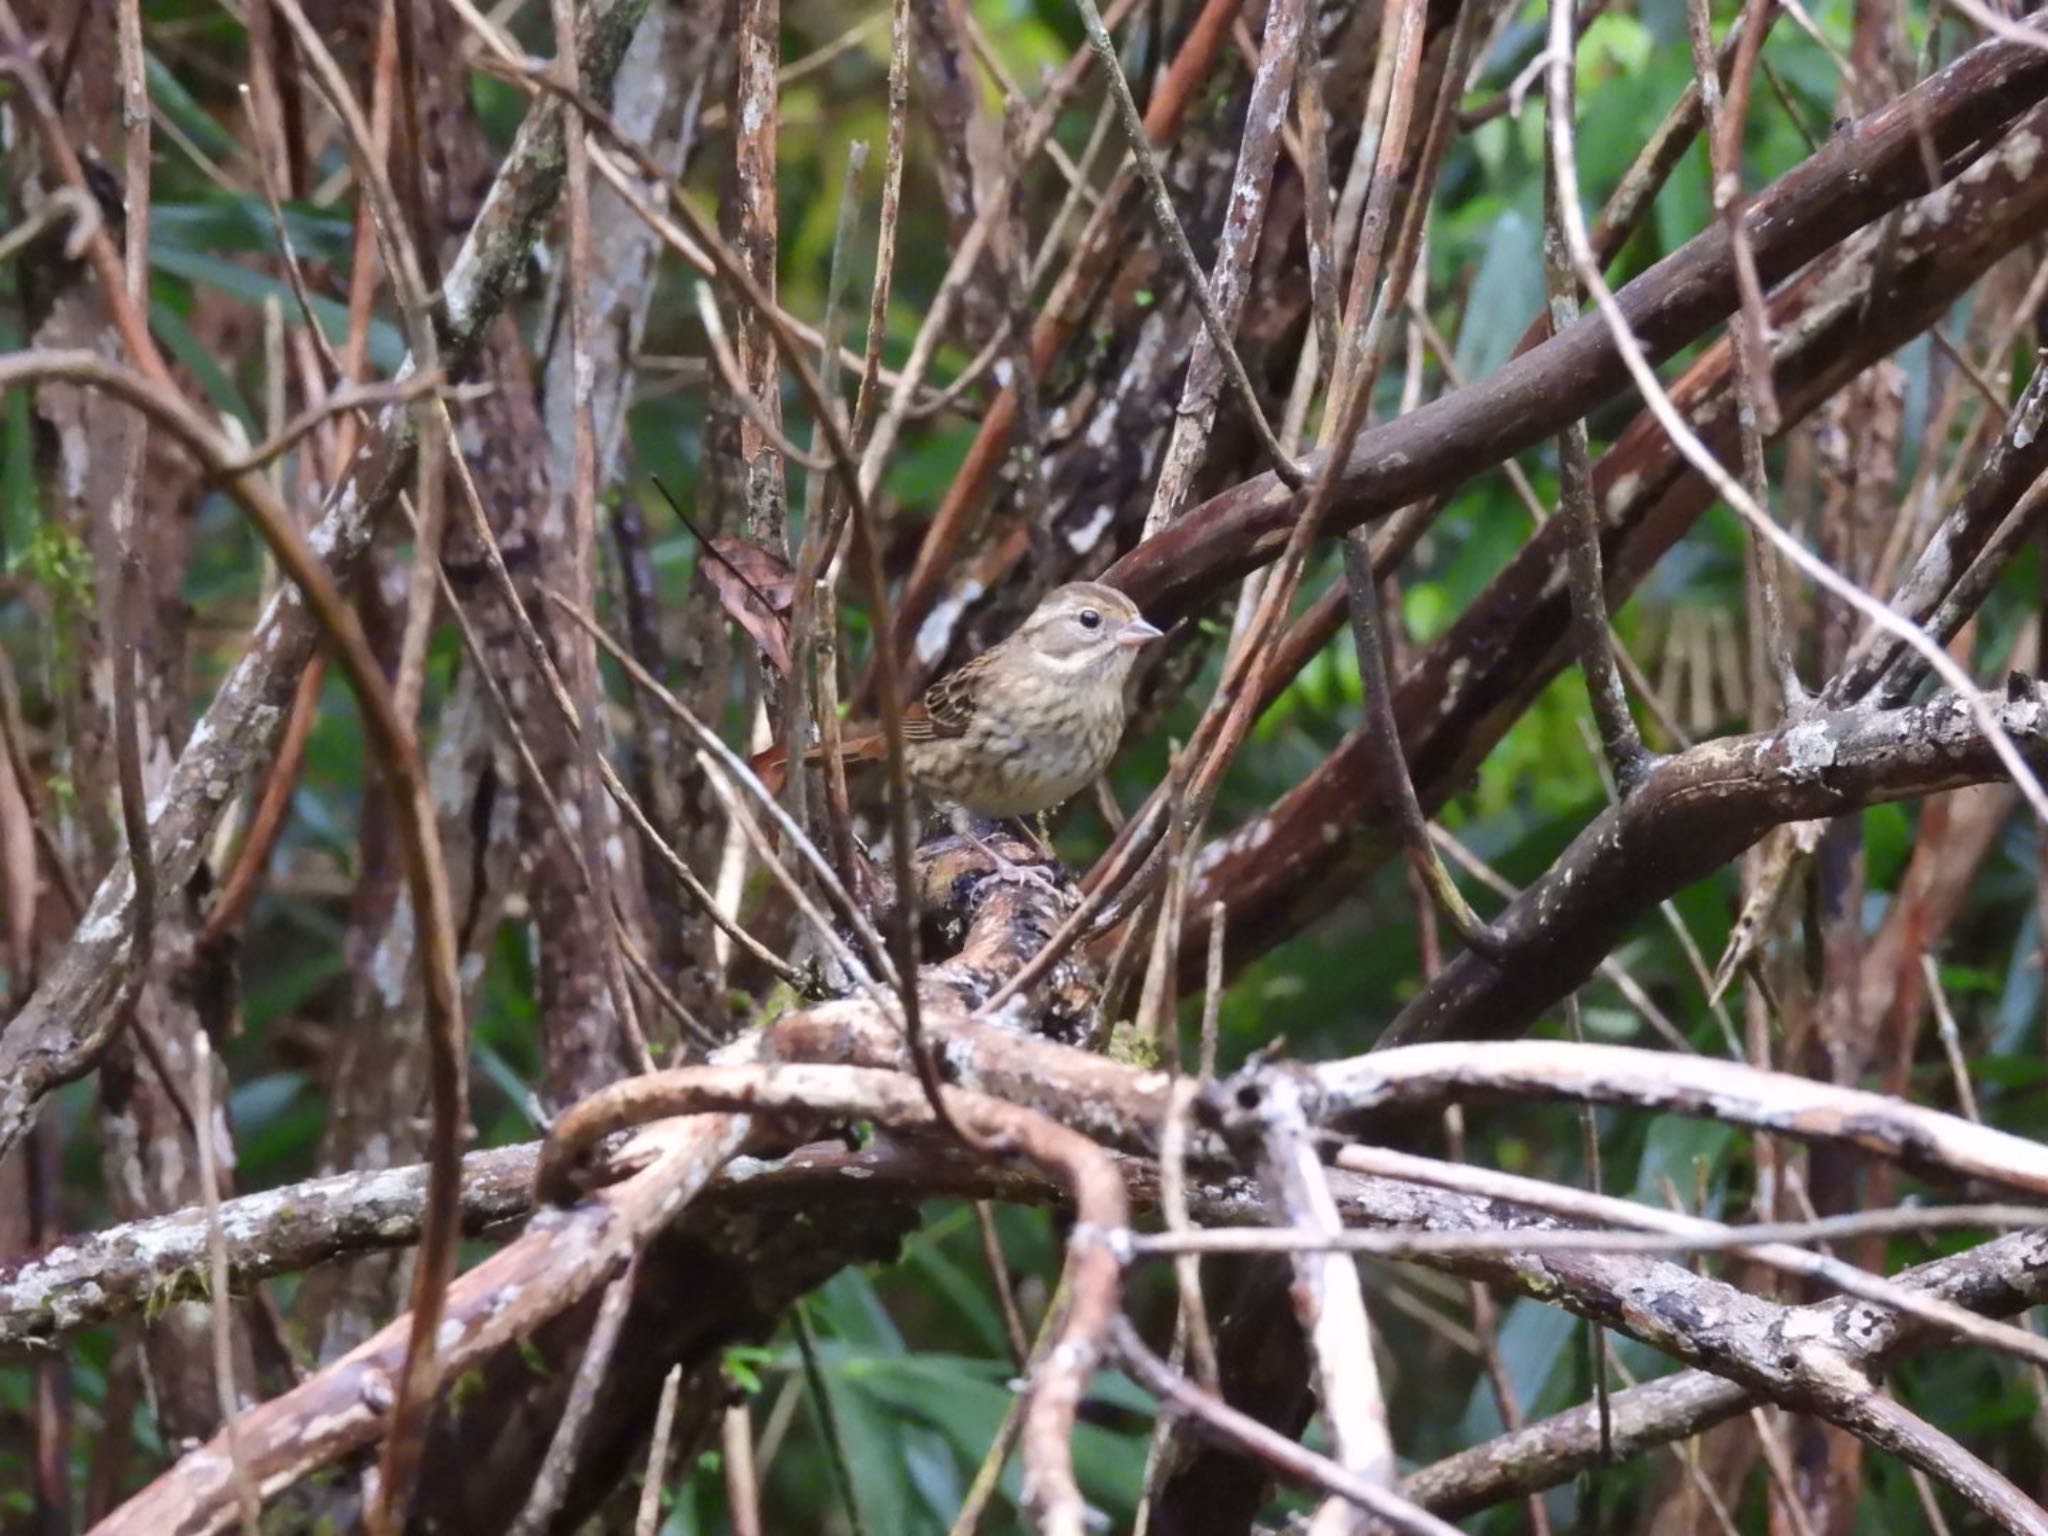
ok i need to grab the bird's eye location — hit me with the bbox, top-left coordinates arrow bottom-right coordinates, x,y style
1078,608 -> 1102,630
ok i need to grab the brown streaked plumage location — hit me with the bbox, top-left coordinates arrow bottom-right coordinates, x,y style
756,582 -> 1163,820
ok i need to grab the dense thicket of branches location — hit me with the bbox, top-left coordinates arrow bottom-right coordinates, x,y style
5,0 -> 2048,1532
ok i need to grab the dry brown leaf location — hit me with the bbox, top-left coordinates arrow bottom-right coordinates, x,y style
705,537 -> 795,676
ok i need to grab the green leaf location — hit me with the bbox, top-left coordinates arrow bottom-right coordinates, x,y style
151,244 -> 407,373
153,196 -> 356,267
846,1351 -> 1146,1522
1460,1296 -> 1579,1438
1579,11 -> 1654,75
145,51 -> 241,162
149,295 -> 255,432
1449,208 -> 1540,387
1627,1114 -> 1736,1214
897,1222 -> 1011,1360
0,311 -> 35,560
810,1268 -> 907,1355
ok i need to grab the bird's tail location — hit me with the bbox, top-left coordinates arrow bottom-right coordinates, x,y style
748,734 -> 889,795
748,743 -> 793,796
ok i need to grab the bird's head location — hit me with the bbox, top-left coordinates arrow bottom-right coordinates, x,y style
1015,581 -> 1164,681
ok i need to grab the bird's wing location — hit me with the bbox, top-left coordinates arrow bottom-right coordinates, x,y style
908,654 -> 987,741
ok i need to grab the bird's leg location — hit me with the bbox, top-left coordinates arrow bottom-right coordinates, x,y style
949,808 -> 1063,898
1024,811 -> 1056,859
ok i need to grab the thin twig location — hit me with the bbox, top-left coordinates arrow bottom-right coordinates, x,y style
1544,0 -> 1651,793
1114,1318 -> 1462,1536
1258,1166 -> 2048,1370
1143,0 -> 1312,530
1341,535 -> 1503,957
1198,902 -> 1225,1080
194,1034 -> 259,1536
944,1266 -> 1069,1536
1133,747 -> 1198,1060
1541,17 -> 2048,831
794,1307 -> 869,1536
692,284 -> 834,471
1160,1077 -> 1221,1389
723,1401 -> 763,1536
1073,0 -> 1304,489
973,1201 -> 1032,1373
696,765 -> 881,996
218,373 -> 467,475
784,142 -> 869,845
1684,0 -> 1798,709
506,1265 -> 638,1536
635,1365 -> 684,1536
103,0 -> 159,1135
546,588 -> 894,985
1445,1106 -> 1556,1536
1295,18 -> 1341,392
1923,954 -> 1983,1124
850,0 -> 910,456
1426,823 -> 1699,1054
1565,997 -> 1613,1464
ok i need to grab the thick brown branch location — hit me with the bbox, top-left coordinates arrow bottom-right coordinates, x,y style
1405,1225 -> 2048,1518
0,1148 -> 535,1351
1103,19 -> 2048,621
94,830 -> 1083,1534
1386,683 -> 2048,1045
1191,106 -> 2048,988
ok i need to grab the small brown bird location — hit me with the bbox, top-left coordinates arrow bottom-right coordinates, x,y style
757,582 -> 1163,867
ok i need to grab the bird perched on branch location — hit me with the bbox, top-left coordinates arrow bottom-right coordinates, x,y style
755,581 -> 1163,880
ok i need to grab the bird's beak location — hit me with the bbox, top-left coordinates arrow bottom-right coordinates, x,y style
1115,617 -> 1165,649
